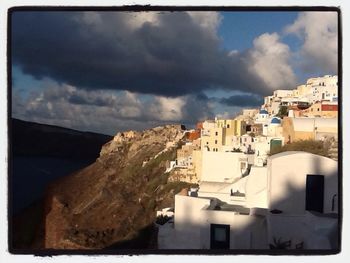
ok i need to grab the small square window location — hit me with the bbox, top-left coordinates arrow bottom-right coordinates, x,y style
214,228 -> 226,242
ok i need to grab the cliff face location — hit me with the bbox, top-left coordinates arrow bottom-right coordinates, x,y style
11,119 -> 114,249
44,125 -> 187,249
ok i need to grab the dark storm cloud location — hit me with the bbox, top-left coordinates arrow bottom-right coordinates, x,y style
219,94 -> 263,107
12,11 -> 269,97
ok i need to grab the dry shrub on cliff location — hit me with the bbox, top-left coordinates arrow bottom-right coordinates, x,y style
269,139 -> 330,157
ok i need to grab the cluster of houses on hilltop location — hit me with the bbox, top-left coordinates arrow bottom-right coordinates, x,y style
157,75 -> 339,250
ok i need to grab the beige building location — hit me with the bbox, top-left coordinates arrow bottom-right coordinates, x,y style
242,108 -> 259,118
168,167 -> 199,184
302,101 -> 338,118
273,89 -> 294,98
177,143 -> 196,165
295,84 -> 311,97
247,123 -> 263,136
282,117 -> 338,143
192,149 -> 202,182
170,139 -> 202,183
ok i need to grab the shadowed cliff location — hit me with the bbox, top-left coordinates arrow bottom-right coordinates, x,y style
41,124 -> 192,249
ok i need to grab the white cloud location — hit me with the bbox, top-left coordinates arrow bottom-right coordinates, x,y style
228,50 -> 239,57
124,11 -> 161,29
12,82 -> 213,135
285,12 -> 338,73
149,96 -> 186,121
187,11 -> 222,36
246,32 -> 297,91
118,91 -> 143,118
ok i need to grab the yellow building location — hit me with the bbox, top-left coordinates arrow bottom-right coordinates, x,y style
201,118 -> 247,151
201,126 -> 226,152
215,118 -> 246,137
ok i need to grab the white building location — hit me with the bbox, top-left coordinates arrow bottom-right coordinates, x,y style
264,117 -> 283,137
255,109 -> 269,124
273,89 -> 294,99
263,75 -> 338,114
201,151 -> 250,184
158,152 -> 338,250
254,135 -> 284,166
302,75 -> 338,103
201,120 -> 216,136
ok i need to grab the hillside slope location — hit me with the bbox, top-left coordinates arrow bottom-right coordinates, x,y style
43,124 -> 189,249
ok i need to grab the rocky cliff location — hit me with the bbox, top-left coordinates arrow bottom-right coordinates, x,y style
43,124 -> 190,249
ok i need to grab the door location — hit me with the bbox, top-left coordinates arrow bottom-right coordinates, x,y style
210,224 -> 230,249
270,139 -> 282,152
305,174 -> 324,213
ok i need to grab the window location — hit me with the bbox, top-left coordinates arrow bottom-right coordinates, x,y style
306,175 -> 324,213
215,131 -> 218,136
215,140 -> 218,144
227,124 -> 230,128
210,224 -> 230,249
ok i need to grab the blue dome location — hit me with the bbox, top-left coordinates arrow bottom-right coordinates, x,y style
271,117 -> 281,124
259,109 -> 268,114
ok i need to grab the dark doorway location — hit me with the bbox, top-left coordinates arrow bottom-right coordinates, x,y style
210,224 -> 230,249
306,174 -> 324,213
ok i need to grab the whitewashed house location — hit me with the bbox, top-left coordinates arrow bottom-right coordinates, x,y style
158,151 -> 338,250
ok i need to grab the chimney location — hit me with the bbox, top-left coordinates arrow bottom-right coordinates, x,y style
288,110 -> 294,118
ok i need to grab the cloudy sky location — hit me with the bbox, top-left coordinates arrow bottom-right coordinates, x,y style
11,10 -> 338,135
